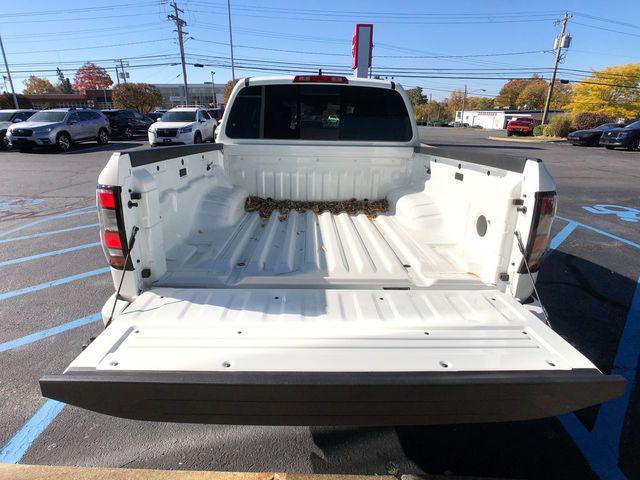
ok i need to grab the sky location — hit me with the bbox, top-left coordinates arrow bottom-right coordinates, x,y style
1,0 -> 639,100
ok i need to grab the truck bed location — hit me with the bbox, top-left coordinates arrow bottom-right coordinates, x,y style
157,206 -> 476,289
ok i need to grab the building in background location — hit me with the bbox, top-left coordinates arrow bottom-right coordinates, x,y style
25,90 -> 113,109
455,109 -> 565,129
153,84 -> 225,108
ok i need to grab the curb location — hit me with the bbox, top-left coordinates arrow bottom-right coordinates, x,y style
0,464 -> 397,480
487,136 -> 566,144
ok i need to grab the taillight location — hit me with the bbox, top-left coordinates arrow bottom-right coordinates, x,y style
519,191 -> 557,273
293,75 -> 348,84
96,185 -> 129,269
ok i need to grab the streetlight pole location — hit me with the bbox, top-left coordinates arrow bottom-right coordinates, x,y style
227,0 -> 236,80
211,71 -> 216,106
0,33 -> 18,109
460,85 -> 467,128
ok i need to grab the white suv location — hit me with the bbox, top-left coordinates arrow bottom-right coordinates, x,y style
148,107 -> 217,146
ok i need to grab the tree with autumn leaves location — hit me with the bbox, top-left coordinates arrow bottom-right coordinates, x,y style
569,63 -> 640,119
494,76 -> 572,110
73,62 -> 113,94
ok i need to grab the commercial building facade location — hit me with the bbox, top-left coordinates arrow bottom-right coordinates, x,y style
153,84 -> 225,108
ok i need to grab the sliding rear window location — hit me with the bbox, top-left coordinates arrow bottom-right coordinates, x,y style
226,84 -> 412,142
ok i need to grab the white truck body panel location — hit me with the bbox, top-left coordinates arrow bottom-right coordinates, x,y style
42,76 -> 624,426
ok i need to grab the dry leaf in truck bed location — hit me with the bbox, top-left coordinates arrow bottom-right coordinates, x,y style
244,196 -> 389,219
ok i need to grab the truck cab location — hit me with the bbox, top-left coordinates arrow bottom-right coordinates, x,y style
41,75 -> 624,426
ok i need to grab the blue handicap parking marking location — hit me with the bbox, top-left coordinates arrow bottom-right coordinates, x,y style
0,399 -> 65,464
550,217 -> 640,480
582,204 -> 640,223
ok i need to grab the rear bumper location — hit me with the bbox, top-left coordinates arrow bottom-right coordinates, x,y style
40,369 -> 625,426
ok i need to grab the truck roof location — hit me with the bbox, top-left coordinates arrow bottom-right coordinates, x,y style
241,75 -> 402,90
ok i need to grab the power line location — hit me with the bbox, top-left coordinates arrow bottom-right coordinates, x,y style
7,38 -> 173,55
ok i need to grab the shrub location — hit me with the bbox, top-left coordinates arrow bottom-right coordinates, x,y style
548,114 -> 572,138
572,112 -> 615,130
542,124 -> 551,137
533,125 -> 545,136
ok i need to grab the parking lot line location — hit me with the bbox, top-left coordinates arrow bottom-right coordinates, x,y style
556,215 -> 640,250
549,221 -> 578,250
0,223 -> 99,245
0,312 -> 101,353
0,267 -> 110,301
0,399 -> 65,464
592,276 -> 640,458
0,206 -> 96,238
550,220 -> 640,480
0,242 -> 101,268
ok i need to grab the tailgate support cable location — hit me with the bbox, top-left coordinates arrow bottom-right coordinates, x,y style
105,226 -> 139,329
514,230 -> 552,328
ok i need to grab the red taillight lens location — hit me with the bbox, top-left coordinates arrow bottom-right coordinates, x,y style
97,188 -> 116,209
293,75 -> 348,84
97,185 -> 129,269
520,191 -> 557,273
102,230 -> 122,249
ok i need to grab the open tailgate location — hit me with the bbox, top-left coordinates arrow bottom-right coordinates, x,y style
41,288 -> 624,426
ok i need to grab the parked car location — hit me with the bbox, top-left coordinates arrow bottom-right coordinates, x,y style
506,117 -> 535,136
0,109 -> 38,148
599,119 -> 640,150
102,109 -> 154,139
42,75 -> 624,426
5,108 -> 110,152
148,106 -> 217,146
567,122 -> 627,146
146,112 -> 164,122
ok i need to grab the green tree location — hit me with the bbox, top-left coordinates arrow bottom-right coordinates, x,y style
112,83 -> 162,113
474,97 -> 495,109
569,63 -> 640,119
406,86 -> 426,106
56,68 -> 73,94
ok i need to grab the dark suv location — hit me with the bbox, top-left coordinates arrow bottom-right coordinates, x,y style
102,109 -> 153,138
599,119 -> 640,150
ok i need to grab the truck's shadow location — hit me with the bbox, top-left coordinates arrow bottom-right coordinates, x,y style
309,250 -> 639,479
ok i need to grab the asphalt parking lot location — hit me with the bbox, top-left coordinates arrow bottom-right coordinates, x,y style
0,129 -> 638,479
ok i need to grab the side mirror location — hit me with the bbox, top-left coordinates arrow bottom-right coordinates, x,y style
68,119 -> 78,125
13,118 -> 23,123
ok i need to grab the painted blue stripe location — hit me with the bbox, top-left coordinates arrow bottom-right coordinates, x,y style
556,215 -> 640,250
0,242 -> 101,267
558,413 -> 627,480
550,221 -> 578,250
0,223 -> 99,245
592,276 -> 640,456
0,206 -> 95,238
0,267 -> 110,301
0,399 -> 65,464
0,313 -> 101,353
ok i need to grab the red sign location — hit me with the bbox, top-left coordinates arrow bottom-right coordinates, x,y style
351,24 -> 373,70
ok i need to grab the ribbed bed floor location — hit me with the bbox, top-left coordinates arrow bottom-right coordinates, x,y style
158,210 -> 476,288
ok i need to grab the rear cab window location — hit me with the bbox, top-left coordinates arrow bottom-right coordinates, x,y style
225,83 -> 413,142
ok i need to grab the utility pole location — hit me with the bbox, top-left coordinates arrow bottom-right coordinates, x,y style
118,59 -> 128,84
114,63 -> 120,85
169,1 -> 189,104
460,84 -> 467,128
227,0 -> 236,80
542,11 -> 571,125
0,34 -> 18,109
427,93 -> 432,125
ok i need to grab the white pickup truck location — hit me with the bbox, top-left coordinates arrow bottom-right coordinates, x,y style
41,75 -> 624,426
